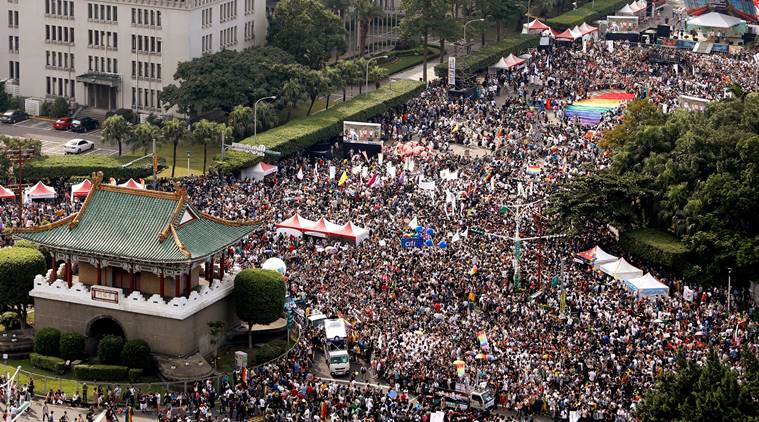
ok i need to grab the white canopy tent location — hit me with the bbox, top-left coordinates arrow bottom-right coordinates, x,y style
600,258 -> 644,280
489,57 -> 510,70
618,4 -> 636,15
626,273 -> 669,298
593,247 -> 618,266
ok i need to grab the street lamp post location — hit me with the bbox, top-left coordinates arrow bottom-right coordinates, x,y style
186,151 -> 191,174
254,96 -> 277,141
365,56 -> 388,95
462,18 -> 485,55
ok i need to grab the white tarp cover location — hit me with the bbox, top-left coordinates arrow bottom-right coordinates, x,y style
242,162 -> 278,181
686,12 -> 744,29
626,273 -> 669,298
25,181 -> 57,200
490,57 -> 510,69
593,246 -> 618,266
600,258 -> 644,280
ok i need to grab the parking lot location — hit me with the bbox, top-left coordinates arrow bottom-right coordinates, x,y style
0,117 -> 118,156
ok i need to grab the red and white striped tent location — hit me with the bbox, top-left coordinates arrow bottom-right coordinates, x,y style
555,29 -> 578,41
118,178 -> 146,189
579,22 -> 599,35
503,53 -> 526,69
0,185 -> 15,199
332,222 -> 370,244
242,162 -> 278,181
303,217 -> 342,238
25,181 -> 57,200
275,213 -> 316,237
71,179 -> 92,200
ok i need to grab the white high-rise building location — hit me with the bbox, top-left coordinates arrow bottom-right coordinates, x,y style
0,0 -> 267,114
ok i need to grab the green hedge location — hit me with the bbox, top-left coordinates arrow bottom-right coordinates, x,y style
128,368 -> 144,383
255,339 -> 291,365
73,364 -> 129,381
619,228 -> 691,271
120,339 -> 151,370
34,327 -> 61,357
212,80 -> 425,173
30,353 -> 67,374
97,335 -> 124,365
59,332 -> 85,361
547,0 -> 629,30
25,155 -> 165,180
434,34 -> 540,78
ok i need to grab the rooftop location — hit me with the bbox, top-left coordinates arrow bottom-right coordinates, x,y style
14,181 -> 259,265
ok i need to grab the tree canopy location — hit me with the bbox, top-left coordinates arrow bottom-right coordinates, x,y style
0,246 -> 46,328
636,349 -> 759,421
550,95 -> 759,285
161,47 -> 297,115
267,0 -> 346,69
233,269 -> 286,348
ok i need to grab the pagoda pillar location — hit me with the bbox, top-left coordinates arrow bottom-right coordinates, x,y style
185,270 -> 191,296
65,259 -> 72,287
175,274 -> 181,297
220,252 -> 225,279
50,254 -> 58,282
96,260 -> 102,285
130,267 -> 136,291
159,271 -> 165,297
209,256 -> 214,281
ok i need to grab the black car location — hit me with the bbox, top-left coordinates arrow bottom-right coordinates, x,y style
0,110 -> 29,124
71,117 -> 100,133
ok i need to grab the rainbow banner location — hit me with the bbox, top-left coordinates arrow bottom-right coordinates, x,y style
476,330 -> 490,351
565,91 -> 636,125
527,165 -> 542,175
454,360 -> 466,378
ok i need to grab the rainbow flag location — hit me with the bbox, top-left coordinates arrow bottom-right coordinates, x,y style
125,406 -> 133,422
454,360 -> 466,378
241,367 -> 249,384
527,165 -> 542,175
476,330 -> 490,351
565,91 -> 636,125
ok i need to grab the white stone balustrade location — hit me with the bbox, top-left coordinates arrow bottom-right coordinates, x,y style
31,270 -> 239,320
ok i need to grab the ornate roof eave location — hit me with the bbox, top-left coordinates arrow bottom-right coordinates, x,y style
169,224 -> 192,258
13,214 -> 77,234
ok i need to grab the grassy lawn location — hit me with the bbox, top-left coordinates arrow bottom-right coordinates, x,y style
0,359 -> 164,398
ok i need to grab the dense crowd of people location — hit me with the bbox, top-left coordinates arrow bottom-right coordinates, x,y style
1,41 -> 759,421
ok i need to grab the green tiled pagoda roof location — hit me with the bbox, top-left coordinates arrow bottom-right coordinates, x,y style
15,184 -> 258,264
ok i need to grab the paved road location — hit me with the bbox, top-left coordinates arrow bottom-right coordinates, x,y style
0,118 -> 116,156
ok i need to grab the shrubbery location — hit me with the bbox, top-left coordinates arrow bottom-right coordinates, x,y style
619,228 -> 691,271
25,155 -> 163,180
547,0 -> 629,30
97,335 -> 124,365
34,327 -> 61,356
255,340 -> 291,365
0,312 -> 19,330
59,332 -> 86,361
74,364 -> 129,381
121,339 -> 152,370
128,368 -> 144,383
30,353 -> 67,374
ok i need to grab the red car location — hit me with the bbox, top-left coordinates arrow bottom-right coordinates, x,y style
52,117 -> 72,130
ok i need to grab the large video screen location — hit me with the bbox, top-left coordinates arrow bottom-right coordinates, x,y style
607,16 -> 640,33
343,121 -> 383,145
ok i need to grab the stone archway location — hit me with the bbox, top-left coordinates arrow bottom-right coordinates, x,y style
85,315 -> 126,355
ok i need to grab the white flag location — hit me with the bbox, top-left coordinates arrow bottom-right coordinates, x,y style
452,232 -> 461,243
387,163 -> 396,178
314,162 -> 319,182
361,166 -> 368,179
408,216 -> 418,230
461,228 -> 468,238
329,166 -> 336,180
378,153 -> 383,166
297,167 -> 304,180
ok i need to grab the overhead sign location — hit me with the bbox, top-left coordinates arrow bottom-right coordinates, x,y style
228,143 -> 282,156
448,57 -> 456,86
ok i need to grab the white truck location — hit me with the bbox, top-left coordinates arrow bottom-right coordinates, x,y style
323,318 -> 350,376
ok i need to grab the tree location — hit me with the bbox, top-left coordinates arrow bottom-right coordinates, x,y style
50,97 -> 69,118
129,122 -> 159,156
161,118 -> 189,178
161,47 -> 296,115
280,78 -> 305,121
0,247 -> 46,329
300,68 -> 330,116
336,60 -> 361,101
636,349 -> 759,421
353,0 -> 384,57
254,102 -> 279,131
0,82 -> 11,112
101,115 -> 133,156
191,119 -> 220,175
228,105 -> 255,140
233,269 -> 286,349
476,0 -> 525,42
430,15 -> 459,63
322,65 -> 345,109
268,0 -> 346,69
400,0 -> 449,81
